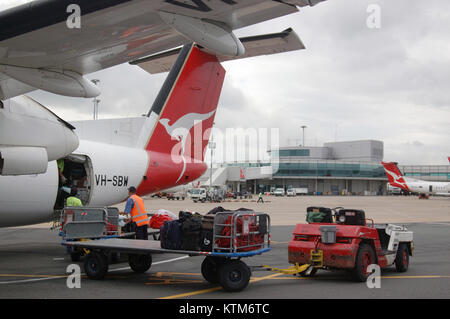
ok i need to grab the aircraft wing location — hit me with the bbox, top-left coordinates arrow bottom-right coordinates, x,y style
131,28 -> 306,74
0,0 -> 326,100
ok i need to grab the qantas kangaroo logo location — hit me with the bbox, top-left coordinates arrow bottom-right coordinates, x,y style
383,165 -> 409,190
159,110 -> 216,182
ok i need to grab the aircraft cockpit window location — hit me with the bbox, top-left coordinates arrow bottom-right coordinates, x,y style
0,101 -> 3,109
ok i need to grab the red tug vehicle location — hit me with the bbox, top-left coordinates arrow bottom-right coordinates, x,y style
288,207 -> 414,281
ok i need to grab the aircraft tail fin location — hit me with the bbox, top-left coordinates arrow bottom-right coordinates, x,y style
381,161 -> 409,191
136,43 -> 225,192
142,43 -> 224,161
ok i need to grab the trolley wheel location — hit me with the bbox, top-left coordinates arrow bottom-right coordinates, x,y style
109,252 -> 120,263
84,252 -> 109,280
352,244 -> 376,282
128,254 -> 152,273
395,243 -> 409,272
201,257 -> 222,284
219,260 -> 251,292
70,251 -> 82,262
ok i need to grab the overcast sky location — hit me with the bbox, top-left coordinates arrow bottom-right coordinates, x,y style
3,0 -> 450,165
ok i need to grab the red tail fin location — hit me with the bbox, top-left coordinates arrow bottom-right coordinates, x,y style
381,162 -> 409,191
137,44 -> 225,194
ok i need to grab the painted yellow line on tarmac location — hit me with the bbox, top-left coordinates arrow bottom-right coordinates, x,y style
158,273 -> 284,299
260,275 -> 450,281
155,272 -> 201,277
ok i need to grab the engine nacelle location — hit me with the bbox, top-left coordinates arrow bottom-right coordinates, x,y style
0,65 -> 100,98
0,146 -> 48,175
0,96 -> 79,175
159,11 -> 245,57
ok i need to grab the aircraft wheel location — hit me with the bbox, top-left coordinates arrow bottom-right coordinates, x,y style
84,252 -> 108,280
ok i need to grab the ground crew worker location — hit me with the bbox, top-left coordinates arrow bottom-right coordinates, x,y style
257,192 -> 264,203
66,186 -> 82,207
124,186 -> 149,240
57,159 -> 67,185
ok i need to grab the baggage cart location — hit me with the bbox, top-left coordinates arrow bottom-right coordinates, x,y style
62,211 -> 271,292
59,207 -> 134,262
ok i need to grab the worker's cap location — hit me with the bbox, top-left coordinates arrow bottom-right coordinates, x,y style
128,186 -> 137,193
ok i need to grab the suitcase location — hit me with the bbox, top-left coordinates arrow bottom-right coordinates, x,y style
160,220 -> 182,250
201,215 -> 215,230
181,230 -> 201,251
181,214 -> 202,233
207,206 -> 226,215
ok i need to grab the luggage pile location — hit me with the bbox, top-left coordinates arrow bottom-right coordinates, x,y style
160,207 -> 267,253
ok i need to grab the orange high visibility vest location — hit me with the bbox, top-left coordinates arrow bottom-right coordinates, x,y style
129,195 -> 148,227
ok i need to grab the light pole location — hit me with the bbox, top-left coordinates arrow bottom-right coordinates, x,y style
301,125 -> 307,147
209,123 -> 216,189
91,79 -> 100,120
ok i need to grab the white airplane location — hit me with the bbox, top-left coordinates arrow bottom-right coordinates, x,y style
0,0 -> 326,175
0,27 -> 306,227
382,162 -> 450,197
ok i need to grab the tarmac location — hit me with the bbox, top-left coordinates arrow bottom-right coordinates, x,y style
0,196 -> 449,299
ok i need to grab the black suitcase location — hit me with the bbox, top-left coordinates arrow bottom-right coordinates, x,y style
181,230 -> 201,251
181,214 -> 202,233
207,206 -> 226,215
201,215 -> 215,230
160,220 -> 182,249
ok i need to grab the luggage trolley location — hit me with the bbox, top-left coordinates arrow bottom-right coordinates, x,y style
62,211 -> 271,292
59,207 -> 132,262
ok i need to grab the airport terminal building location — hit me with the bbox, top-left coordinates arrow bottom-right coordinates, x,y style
203,139 -> 450,195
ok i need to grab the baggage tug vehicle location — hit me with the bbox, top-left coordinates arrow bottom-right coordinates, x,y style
288,207 -> 414,281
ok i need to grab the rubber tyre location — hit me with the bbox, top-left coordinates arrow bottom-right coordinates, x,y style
201,257 -> 221,284
395,243 -> 409,272
84,252 -> 108,280
352,244 -> 376,282
219,260 -> 251,292
70,251 -> 81,262
109,252 -> 120,263
128,254 -> 152,273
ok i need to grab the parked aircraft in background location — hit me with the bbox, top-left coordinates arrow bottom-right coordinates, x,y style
382,162 -> 450,197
